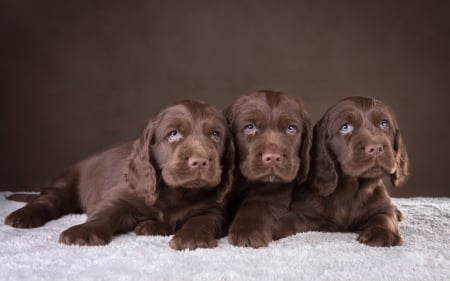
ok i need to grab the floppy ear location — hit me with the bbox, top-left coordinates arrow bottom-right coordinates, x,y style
223,105 -> 234,126
297,110 -> 313,184
125,118 -> 159,206
216,132 -> 235,205
390,128 -> 409,187
309,117 -> 338,196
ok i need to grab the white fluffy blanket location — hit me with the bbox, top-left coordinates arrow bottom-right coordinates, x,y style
0,194 -> 449,281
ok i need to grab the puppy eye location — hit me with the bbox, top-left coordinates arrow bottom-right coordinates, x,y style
286,125 -> 297,135
211,131 -> 221,142
380,120 -> 390,129
167,130 -> 182,143
340,122 -> 354,135
243,123 -> 257,135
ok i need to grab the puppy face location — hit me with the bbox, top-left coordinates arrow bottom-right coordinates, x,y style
326,97 -> 398,179
150,101 -> 230,189
310,96 -> 409,196
226,90 -> 312,184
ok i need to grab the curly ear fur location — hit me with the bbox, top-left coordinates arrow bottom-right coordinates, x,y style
125,119 -> 158,206
297,106 -> 313,185
223,105 -> 234,129
391,128 -> 409,187
309,116 -> 338,196
216,133 -> 235,205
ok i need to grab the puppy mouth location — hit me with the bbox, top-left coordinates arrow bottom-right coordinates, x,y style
249,169 -> 293,183
354,161 -> 392,178
171,176 -> 220,189
182,179 -> 213,188
240,159 -> 297,183
343,156 -> 395,178
162,168 -> 221,189
260,174 -> 283,183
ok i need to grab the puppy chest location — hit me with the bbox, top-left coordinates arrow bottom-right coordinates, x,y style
154,189 -> 215,224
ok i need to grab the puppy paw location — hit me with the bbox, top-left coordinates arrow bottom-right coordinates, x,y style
4,207 -> 50,228
228,228 -> 272,248
59,223 -> 112,246
134,220 -> 172,236
396,207 -> 405,221
170,230 -> 217,250
358,226 -> 403,247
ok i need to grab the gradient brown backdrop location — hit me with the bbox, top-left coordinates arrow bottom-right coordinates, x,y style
1,1 -> 449,197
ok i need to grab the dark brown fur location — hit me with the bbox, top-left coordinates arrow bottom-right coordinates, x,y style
5,100 -> 234,250
225,90 -> 312,248
273,96 -> 409,247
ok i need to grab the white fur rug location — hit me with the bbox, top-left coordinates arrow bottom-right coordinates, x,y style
0,193 -> 449,281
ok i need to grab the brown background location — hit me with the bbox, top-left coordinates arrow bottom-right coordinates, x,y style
1,1 -> 449,197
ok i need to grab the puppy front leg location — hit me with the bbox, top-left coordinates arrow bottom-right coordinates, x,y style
272,211 -> 316,240
135,220 -> 173,236
170,207 -> 225,250
357,213 -> 402,247
228,200 -> 277,248
60,200 -> 137,246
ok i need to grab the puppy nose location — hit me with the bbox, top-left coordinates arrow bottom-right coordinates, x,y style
262,152 -> 282,164
365,144 -> 384,157
188,157 -> 209,169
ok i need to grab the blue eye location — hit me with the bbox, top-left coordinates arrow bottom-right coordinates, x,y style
211,130 -> 220,141
243,123 -> 257,135
340,122 -> 354,135
380,120 -> 389,129
167,130 -> 182,142
286,125 -> 297,135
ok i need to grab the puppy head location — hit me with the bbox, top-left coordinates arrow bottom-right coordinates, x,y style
225,90 -> 312,184
128,100 -> 234,205
311,96 -> 409,196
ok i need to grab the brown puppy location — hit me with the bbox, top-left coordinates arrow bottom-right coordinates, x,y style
5,100 -> 234,250
273,96 -> 409,247
225,90 -> 312,248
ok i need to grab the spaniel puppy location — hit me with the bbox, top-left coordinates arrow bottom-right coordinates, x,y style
273,96 -> 409,247
225,90 -> 312,248
5,100 -> 234,250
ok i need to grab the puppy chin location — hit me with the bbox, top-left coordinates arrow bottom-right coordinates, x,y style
260,175 -> 283,183
181,179 -> 213,189
342,162 -> 392,179
240,158 -> 299,184
360,167 -> 388,178
164,176 -> 221,189
242,170 -> 295,184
